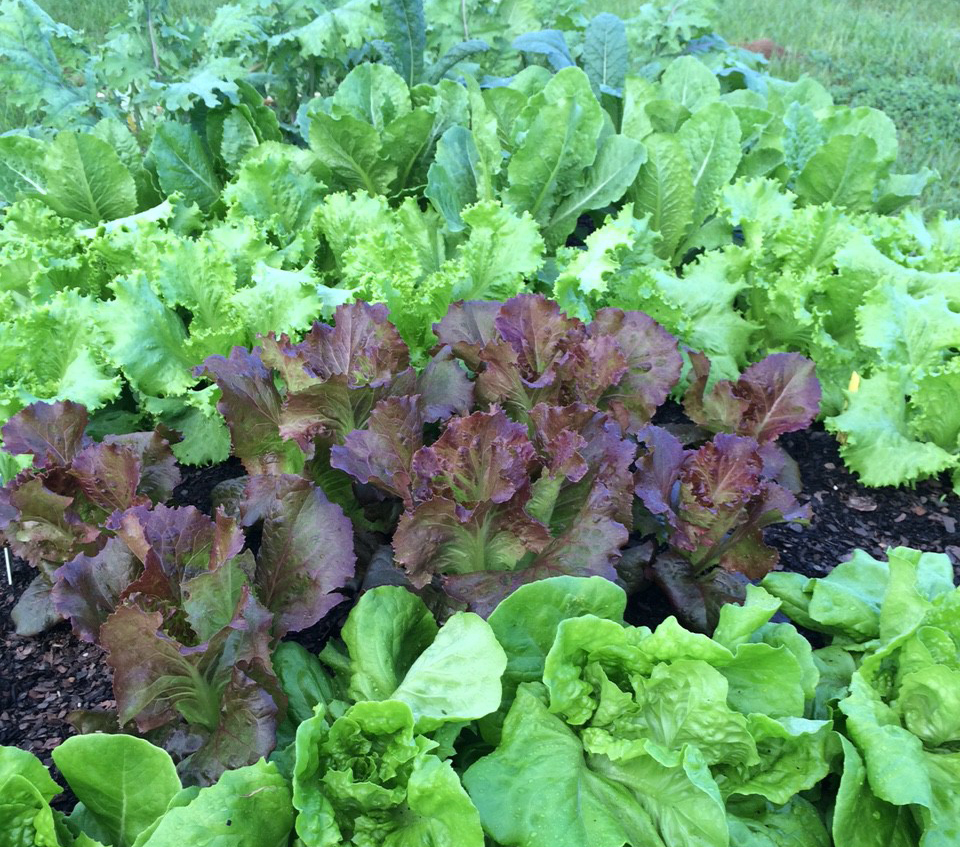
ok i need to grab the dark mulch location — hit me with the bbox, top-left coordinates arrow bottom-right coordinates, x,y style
2,425 -> 958,786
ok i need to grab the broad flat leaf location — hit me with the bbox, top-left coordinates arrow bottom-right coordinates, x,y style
677,102 -> 741,229
136,761 -> 293,847
545,134 -> 646,247
582,14 -> 628,94
308,112 -> 395,195
504,67 -> 603,225
392,611 -> 507,728
796,134 -> 880,209
240,475 -> 356,636
631,133 -> 695,259
44,131 -> 137,224
340,586 -> 438,701
149,123 -> 222,211
53,735 -> 180,847
659,56 -> 720,112
0,400 -> 88,467
425,126 -> 482,231
0,135 -> 47,203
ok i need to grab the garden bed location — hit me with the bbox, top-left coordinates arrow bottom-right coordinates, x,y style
3,421 -> 956,776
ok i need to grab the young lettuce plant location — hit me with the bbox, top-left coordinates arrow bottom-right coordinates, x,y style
465,576 -> 833,847
51,479 -> 356,785
0,400 -> 180,635
271,586 -> 506,846
634,425 -> 811,631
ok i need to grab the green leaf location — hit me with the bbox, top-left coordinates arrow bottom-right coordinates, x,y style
309,112 -> 395,195
582,14 -> 628,94
381,0 -> 426,87
486,576 -> 627,714
831,736 -> 921,847
826,370 -> 955,488
0,773 -> 61,847
544,133 -> 645,248
678,102 -> 742,230
392,611 -> 507,729
795,134 -> 880,209
504,67 -> 604,225
102,273 -> 196,396
137,761 -> 293,847
464,686 -> 668,847
149,123 -> 222,212
53,735 -> 180,847
332,63 -> 412,131
0,135 -> 48,204
659,56 -> 720,112
631,133 -> 695,259
0,748 -> 61,803
425,126 -> 482,231
426,39 -> 490,85
340,586 -> 438,702
44,131 -> 137,224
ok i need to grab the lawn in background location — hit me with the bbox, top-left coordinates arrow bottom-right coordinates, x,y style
716,0 -> 960,216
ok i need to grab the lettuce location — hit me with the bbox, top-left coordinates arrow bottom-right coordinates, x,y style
763,547 -> 960,845
464,578 -> 832,847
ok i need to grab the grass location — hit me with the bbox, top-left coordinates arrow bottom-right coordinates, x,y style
716,0 -> 960,216
36,0 -> 224,37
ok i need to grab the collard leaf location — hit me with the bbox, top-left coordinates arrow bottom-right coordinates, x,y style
582,14 -> 628,94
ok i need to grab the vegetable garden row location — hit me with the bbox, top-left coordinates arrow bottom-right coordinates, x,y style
0,0 -> 957,845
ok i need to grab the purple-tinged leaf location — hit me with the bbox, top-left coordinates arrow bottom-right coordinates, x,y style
494,294 -> 585,379
11,572 -> 63,636
417,346 -> 474,421
2,478 -> 101,567
393,497 -> 550,589
52,537 -> 142,642
433,300 -> 501,370
559,334 -> 628,407
411,409 -> 536,509
634,425 -> 686,521
104,431 -> 181,502
102,593 -> 279,785
672,434 -> 764,560
109,504 -> 246,601
589,308 -> 682,431
650,553 -> 749,633
195,347 -> 301,475
0,486 -> 15,529
683,352 -> 821,444
178,663 -> 279,786
528,403 -> 592,482
239,475 -> 355,636
330,397 -> 426,507
70,442 -> 144,514
260,301 -> 409,388
1,401 -> 90,467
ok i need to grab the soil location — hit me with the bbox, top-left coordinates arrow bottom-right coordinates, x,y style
2,425 -> 959,788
